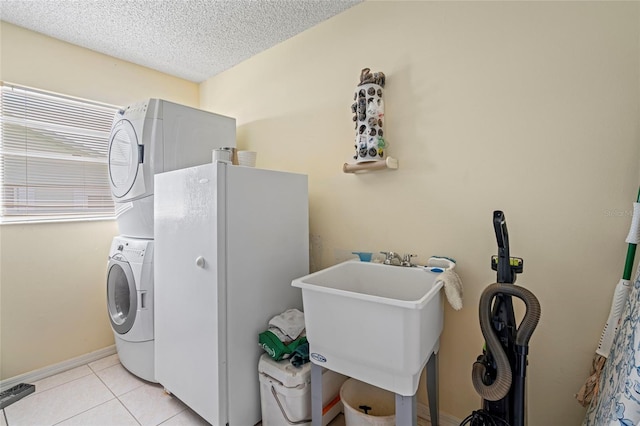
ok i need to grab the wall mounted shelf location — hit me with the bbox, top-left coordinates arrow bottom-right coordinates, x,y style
343,157 -> 398,174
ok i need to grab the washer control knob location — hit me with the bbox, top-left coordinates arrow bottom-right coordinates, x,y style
195,256 -> 206,268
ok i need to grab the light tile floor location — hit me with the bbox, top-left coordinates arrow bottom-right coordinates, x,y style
2,354 -> 208,426
1,354 -> 428,426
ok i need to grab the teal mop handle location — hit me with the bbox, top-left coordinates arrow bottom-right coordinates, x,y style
623,245 -> 637,280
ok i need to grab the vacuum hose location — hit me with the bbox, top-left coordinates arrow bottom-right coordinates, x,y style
472,283 -> 541,401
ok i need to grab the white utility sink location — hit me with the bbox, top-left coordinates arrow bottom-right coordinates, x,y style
292,260 -> 444,396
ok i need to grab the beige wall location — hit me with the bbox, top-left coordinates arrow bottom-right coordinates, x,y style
0,21 -> 199,379
200,1 -> 640,424
1,2 -> 639,423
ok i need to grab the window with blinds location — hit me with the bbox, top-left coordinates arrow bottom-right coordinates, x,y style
0,83 -> 119,223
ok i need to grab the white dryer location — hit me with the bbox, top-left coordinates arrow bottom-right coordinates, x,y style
107,236 -> 156,382
108,99 -> 236,238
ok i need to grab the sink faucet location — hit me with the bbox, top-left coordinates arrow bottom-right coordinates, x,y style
401,254 -> 417,267
380,251 -> 402,266
381,252 -> 417,267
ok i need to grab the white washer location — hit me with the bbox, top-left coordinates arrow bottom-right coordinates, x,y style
106,236 -> 156,382
108,99 -> 236,238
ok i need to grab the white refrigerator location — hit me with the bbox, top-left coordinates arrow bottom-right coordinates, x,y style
154,162 -> 308,425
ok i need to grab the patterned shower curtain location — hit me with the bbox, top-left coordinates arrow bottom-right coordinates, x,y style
584,265 -> 640,425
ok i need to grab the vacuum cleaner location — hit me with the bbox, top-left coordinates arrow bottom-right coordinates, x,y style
461,211 -> 541,426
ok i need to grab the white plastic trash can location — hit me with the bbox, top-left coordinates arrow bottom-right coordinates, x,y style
258,354 -> 346,426
340,378 -> 395,426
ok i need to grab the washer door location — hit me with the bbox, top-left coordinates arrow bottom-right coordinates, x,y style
108,119 -> 140,199
107,255 -> 137,335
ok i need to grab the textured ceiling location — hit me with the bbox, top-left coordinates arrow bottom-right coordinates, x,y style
0,0 -> 361,82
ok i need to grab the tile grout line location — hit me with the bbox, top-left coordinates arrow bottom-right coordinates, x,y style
114,390 -> 143,425
7,356 -> 190,426
92,364 -> 142,426
50,397 -> 119,426
35,368 -> 95,395
93,367 -> 119,400
115,383 -> 189,426
93,358 -> 187,425
87,356 -> 120,375
49,362 -> 144,426
147,389 -> 189,426
4,357 -> 134,426
4,369 -> 104,425
48,369 -> 120,426
114,381 -> 189,425
156,409 -> 183,426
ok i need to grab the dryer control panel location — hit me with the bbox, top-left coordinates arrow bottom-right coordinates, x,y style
109,237 -> 154,264
120,101 -> 149,120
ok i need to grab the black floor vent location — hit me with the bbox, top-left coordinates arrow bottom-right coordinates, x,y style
0,383 -> 35,409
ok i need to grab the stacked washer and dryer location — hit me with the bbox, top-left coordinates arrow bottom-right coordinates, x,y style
105,99 -> 235,382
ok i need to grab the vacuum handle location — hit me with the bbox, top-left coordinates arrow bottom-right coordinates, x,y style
493,210 -> 509,251
493,210 -> 513,283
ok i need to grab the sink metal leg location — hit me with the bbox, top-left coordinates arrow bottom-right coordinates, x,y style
395,394 -> 417,426
427,351 -> 439,426
311,362 -> 323,426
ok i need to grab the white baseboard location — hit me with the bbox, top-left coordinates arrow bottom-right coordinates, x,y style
418,402 -> 461,426
0,345 -> 116,392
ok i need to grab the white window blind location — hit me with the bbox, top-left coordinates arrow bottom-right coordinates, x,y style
0,83 -> 119,223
